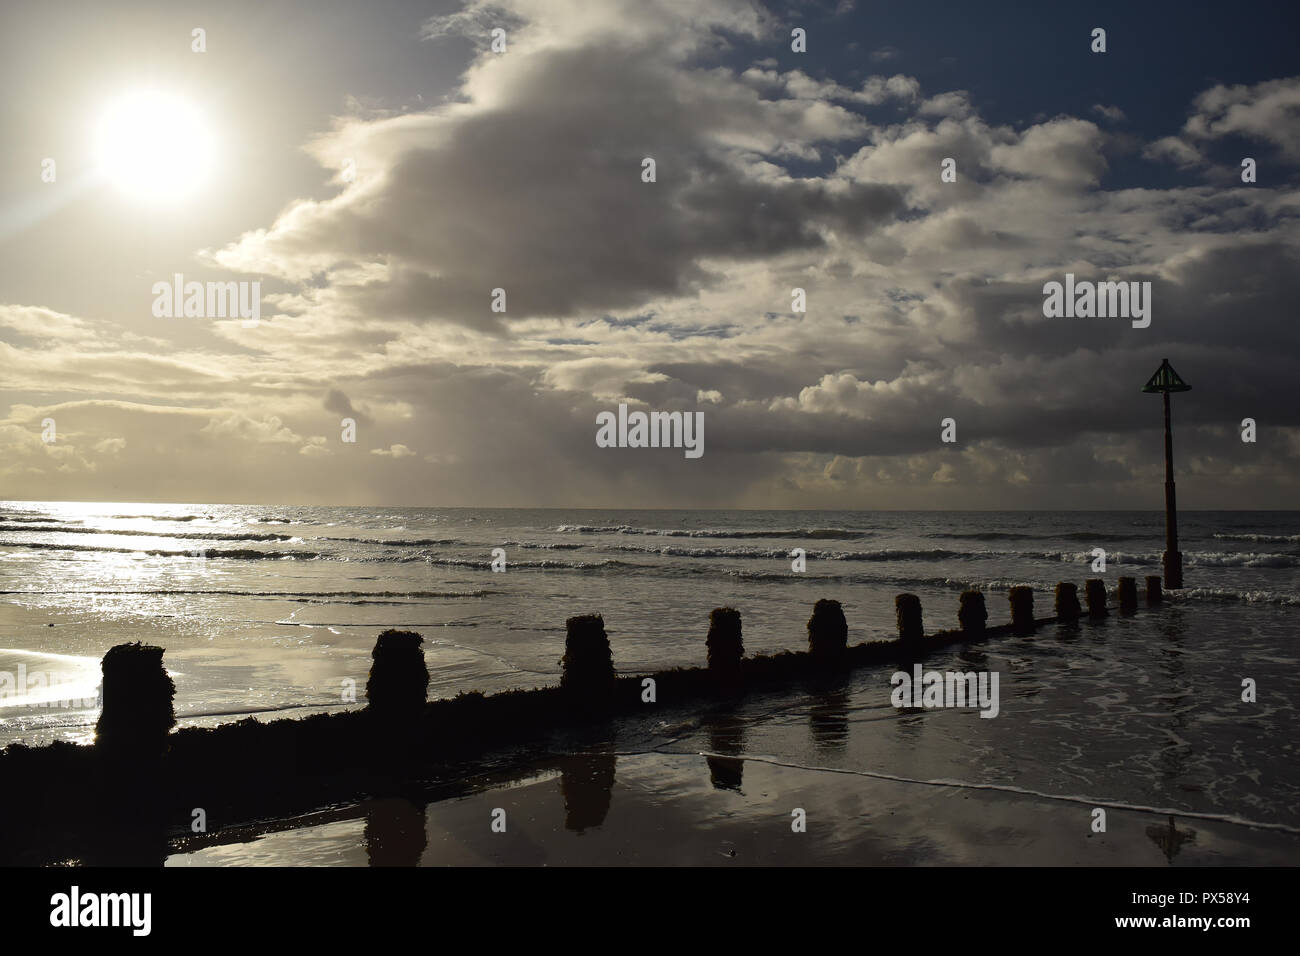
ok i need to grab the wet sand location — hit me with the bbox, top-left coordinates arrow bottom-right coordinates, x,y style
166,750 -> 1300,866
7,563 -> 1298,867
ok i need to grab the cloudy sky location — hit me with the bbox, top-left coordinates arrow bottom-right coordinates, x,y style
2,0 -> 1298,508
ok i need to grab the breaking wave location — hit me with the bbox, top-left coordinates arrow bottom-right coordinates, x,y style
554,524 -> 872,539
0,540 -> 320,560
0,524 -> 295,541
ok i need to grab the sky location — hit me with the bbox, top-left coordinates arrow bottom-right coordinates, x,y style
1,0 -> 1298,508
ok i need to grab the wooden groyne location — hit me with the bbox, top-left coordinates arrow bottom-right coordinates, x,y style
0,578 -> 1163,864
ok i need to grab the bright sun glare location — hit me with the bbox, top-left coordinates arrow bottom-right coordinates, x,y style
95,90 -> 215,203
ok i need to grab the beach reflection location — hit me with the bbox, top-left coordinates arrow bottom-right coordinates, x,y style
808,680 -> 850,756
363,796 -> 428,866
558,752 -> 617,833
1146,815 -> 1197,862
1154,607 -> 1191,786
705,711 -> 746,791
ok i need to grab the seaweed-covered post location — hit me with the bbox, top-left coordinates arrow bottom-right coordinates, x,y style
561,614 -> 616,696
1085,579 -> 1108,618
808,599 -> 848,663
894,593 -> 924,644
365,629 -> 430,719
1146,575 -> 1163,605
1116,577 -> 1138,613
706,607 -> 743,673
1054,582 -> 1081,621
1008,586 -> 1035,634
958,590 -> 987,637
95,642 -> 176,757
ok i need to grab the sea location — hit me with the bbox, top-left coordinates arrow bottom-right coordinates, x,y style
2,502 -> 1298,862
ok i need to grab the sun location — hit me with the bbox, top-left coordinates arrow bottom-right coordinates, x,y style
95,90 -> 215,203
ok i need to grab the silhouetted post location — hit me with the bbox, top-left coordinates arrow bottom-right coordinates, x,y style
1008,586 -> 1035,633
1054,582 -> 1081,621
808,599 -> 848,662
1117,577 -> 1138,613
958,590 -> 987,636
366,629 -> 429,719
1142,359 -> 1191,589
561,614 -> 615,695
894,594 -> 924,644
1146,575 -> 1163,604
1085,579 -> 1108,617
706,607 -> 743,673
95,642 -> 176,757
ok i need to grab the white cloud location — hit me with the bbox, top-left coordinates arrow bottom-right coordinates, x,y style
1183,77 -> 1300,160
1143,135 -> 1205,168
370,443 -> 415,458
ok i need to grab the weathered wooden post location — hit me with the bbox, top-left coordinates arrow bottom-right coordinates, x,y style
895,593 -> 924,644
1085,579 -> 1108,617
808,599 -> 848,662
1117,577 -> 1138,613
365,629 -> 429,719
1008,586 -> 1035,633
1142,359 -> 1191,589
95,642 -> 176,757
958,590 -> 987,636
1146,575 -> 1163,604
706,607 -> 743,673
561,614 -> 615,695
1054,582 -> 1081,621
86,642 -> 176,865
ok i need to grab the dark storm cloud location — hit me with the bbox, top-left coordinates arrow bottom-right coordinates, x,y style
215,32 -> 902,324
323,388 -> 373,427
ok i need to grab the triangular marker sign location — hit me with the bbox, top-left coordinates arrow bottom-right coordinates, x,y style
1142,358 -> 1191,393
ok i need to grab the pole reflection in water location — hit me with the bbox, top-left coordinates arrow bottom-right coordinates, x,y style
363,796 -> 428,867
558,752 -> 617,833
1147,815 -> 1196,863
808,675 -> 850,757
1155,607 -> 1192,788
705,711 -> 747,792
